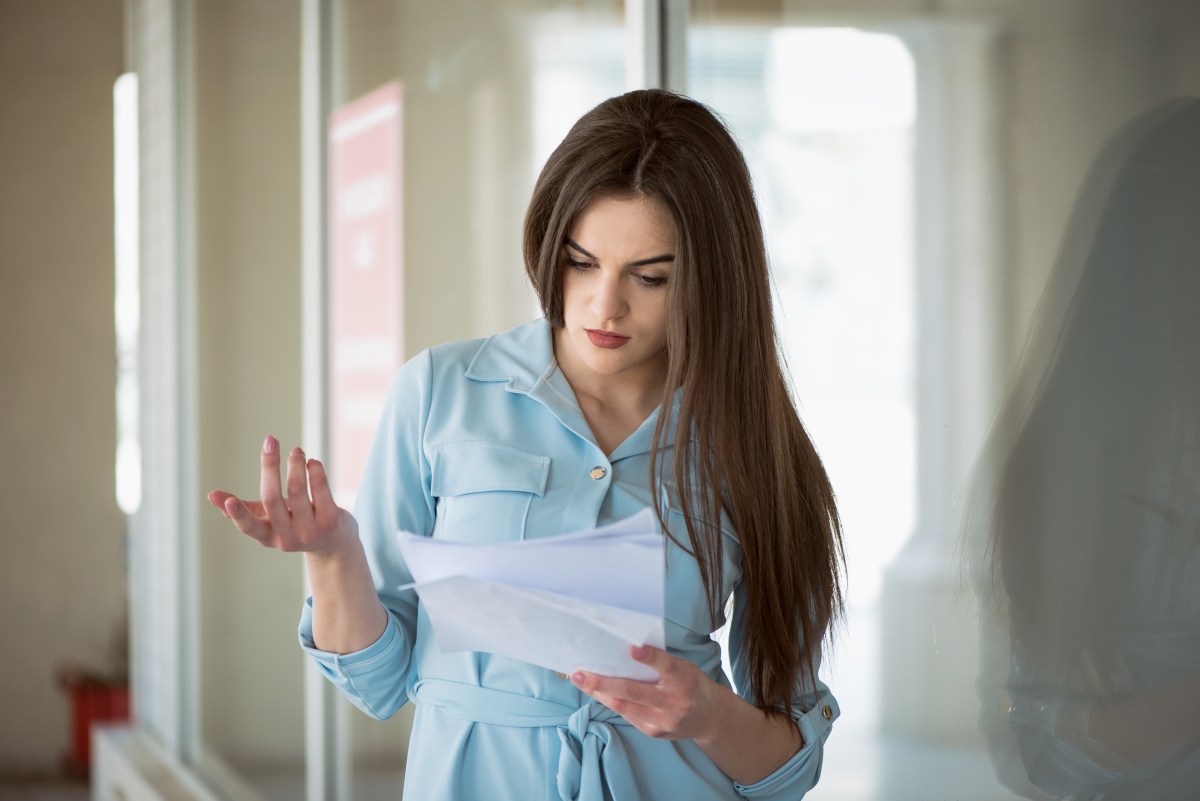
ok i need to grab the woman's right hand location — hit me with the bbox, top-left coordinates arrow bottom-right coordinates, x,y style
207,435 -> 358,557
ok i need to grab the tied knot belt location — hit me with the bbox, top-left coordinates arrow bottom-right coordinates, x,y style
413,678 -> 636,801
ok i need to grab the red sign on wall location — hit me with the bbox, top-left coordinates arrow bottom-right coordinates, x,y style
327,82 -> 404,507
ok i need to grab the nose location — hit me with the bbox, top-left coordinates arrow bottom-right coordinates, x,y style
589,270 -> 627,321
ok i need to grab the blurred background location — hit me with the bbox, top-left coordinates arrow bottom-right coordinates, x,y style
1,0 -> 1197,799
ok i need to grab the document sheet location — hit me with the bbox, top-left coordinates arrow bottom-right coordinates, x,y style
397,509 -> 666,681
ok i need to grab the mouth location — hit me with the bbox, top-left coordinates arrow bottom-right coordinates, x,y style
585,329 -> 631,349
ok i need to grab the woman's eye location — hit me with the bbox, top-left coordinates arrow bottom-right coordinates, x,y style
566,258 -> 593,273
634,273 -> 668,288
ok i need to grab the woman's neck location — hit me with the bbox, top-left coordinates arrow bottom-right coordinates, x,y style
553,329 -> 666,453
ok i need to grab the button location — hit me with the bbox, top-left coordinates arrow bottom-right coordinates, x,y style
822,704 -> 833,720
1032,700 -> 1047,714
556,671 -> 569,680
1000,700 -> 1016,715
589,466 -> 607,480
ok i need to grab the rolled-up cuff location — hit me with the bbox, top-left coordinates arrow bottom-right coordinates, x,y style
734,697 -> 839,798
297,597 -> 409,719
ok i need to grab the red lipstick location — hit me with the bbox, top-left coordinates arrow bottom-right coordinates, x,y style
586,329 -> 630,349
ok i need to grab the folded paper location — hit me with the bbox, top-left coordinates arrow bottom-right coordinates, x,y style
398,509 -> 665,680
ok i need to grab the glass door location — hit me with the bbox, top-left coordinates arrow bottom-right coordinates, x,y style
685,9 -> 921,791
310,2 -> 630,798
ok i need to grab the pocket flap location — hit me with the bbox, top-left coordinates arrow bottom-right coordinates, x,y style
431,442 -> 550,498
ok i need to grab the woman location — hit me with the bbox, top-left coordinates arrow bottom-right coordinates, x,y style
210,89 -> 844,800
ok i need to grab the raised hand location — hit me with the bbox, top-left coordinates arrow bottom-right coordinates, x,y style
207,435 -> 357,557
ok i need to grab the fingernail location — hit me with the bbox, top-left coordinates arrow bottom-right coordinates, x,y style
224,498 -> 239,516
263,435 -> 277,454
631,645 -> 647,658
571,672 -> 586,686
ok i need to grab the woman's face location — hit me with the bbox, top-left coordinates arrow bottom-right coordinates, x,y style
554,194 -> 677,396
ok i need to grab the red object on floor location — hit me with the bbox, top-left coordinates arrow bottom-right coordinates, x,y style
59,673 -> 130,777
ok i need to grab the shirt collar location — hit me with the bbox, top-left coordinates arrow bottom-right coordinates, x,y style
463,317 -> 684,458
464,317 -> 554,392
465,319 -> 598,446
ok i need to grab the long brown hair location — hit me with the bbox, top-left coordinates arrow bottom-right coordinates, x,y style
523,89 -> 844,716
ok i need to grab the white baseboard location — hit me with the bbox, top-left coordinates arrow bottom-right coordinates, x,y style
92,727 -> 226,801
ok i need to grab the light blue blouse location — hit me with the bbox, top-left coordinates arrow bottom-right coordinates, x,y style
299,318 -> 839,800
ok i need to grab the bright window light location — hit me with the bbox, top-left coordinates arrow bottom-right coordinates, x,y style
765,28 -> 915,133
114,72 -> 141,516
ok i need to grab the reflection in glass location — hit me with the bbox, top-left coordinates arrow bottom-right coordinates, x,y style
971,99 -> 1200,801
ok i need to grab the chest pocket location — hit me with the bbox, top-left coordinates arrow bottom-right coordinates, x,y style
430,442 -> 550,543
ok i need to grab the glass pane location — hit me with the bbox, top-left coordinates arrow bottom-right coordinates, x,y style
328,2 -> 627,797
191,4 -> 308,799
190,3 -> 627,798
689,2 -> 1200,800
334,0 -> 628,357
687,14 -> 921,796
692,22 -> 916,607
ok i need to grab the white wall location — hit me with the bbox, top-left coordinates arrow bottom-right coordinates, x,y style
0,0 -> 127,776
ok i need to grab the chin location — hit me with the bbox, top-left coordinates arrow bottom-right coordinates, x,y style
581,357 -> 631,376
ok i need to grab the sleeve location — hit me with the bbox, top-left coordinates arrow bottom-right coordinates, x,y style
727,578 -> 840,800
297,348 -> 438,720
975,609 -> 1153,800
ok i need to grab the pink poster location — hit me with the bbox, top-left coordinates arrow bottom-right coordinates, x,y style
327,82 -> 404,506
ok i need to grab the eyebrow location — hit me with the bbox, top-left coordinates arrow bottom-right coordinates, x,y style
565,238 -> 675,268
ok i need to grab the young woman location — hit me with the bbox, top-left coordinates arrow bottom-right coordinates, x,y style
210,89 -> 844,800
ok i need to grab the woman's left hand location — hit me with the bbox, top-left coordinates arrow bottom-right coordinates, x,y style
571,645 -> 729,743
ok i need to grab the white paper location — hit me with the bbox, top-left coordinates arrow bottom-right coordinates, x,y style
397,509 -> 665,681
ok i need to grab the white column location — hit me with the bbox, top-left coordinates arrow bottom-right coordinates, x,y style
878,19 -> 1004,744
626,0 -> 688,92
302,2 -> 355,800
627,0 -> 662,90
662,0 -> 689,94
129,0 -> 196,757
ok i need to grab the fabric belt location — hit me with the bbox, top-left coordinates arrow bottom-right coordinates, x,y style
412,678 -> 636,801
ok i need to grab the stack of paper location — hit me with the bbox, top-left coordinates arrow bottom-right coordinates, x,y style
397,509 -> 665,681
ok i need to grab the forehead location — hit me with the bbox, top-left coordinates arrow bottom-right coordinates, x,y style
567,194 -> 676,255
